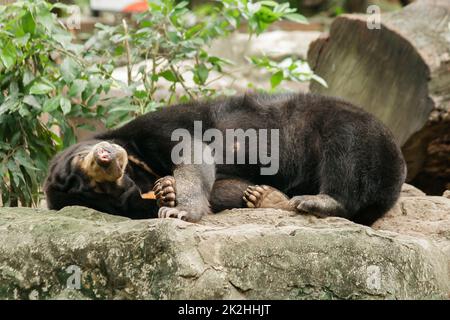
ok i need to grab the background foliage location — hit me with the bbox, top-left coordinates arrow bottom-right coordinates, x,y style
0,0 -> 113,206
0,0 -> 324,206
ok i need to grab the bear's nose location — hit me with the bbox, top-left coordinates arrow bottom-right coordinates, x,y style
95,146 -> 115,167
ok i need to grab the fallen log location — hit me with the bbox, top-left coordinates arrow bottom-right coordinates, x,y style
307,0 -> 450,194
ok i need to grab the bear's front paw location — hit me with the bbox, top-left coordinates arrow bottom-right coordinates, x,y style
157,206 -> 203,222
153,176 -> 176,208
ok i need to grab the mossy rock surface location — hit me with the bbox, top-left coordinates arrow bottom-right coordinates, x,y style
0,198 -> 449,300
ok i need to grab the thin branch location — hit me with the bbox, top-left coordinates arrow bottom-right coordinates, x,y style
170,65 -> 194,100
122,19 -> 133,86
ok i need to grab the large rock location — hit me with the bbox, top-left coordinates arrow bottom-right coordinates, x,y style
0,190 -> 449,300
307,1 -> 450,195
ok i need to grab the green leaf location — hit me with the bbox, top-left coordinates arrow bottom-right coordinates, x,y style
60,58 -> 80,83
29,81 -> 54,95
185,23 -> 204,39
18,104 -> 31,117
101,80 -> 112,93
53,33 -> 73,47
51,2 -> 70,11
85,76 -> 102,98
49,130 -> 63,148
167,31 -> 181,44
139,20 -> 153,28
15,150 -> 38,170
179,95 -> 190,103
14,34 -> 30,46
102,64 -> 114,74
174,1 -> 189,10
259,1 -> 279,7
7,160 -> 23,187
270,71 -> 284,88
255,7 -> 281,23
159,70 -> 178,82
10,131 -> 21,146
43,97 -> 60,112
23,95 -> 41,110
249,55 -> 272,69
0,97 -> 19,116
208,56 -> 233,66
113,45 -> 125,56
36,9 -> 55,32
334,6 -> 345,16
0,42 -> 17,70
62,125 -> 76,146
23,70 -> 35,86
133,90 -> 148,100
144,101 -> 162,113
285,13 -> 309,24
274,2 -> 291,14
68,79 -> 88,98
76,123 -> 95,131
247,2 -> 262,15
193,64 -> 209,85
60,97 -> 71,115
86,94 -> 100,108
21,11 -> 36,35
108,101 -> 137,113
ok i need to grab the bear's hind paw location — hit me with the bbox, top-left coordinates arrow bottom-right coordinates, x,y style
243,185 -> 291,210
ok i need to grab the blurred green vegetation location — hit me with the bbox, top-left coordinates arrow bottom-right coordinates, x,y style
0,0 -> 325,207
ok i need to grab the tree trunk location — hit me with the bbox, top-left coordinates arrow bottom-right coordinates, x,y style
307,0 -> 450,194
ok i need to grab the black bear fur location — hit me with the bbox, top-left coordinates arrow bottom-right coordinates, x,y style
44,93 -> 406,225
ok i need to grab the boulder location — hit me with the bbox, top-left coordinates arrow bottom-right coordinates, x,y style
307,1 -> 450,195
374,185 -> 450,242
0,189 -> 449,300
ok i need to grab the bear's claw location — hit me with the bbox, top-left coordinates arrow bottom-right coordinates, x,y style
153,176 -> 177,208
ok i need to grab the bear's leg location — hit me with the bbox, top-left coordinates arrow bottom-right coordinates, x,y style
155,162 -> 215,222
156,140 -> 216,222
209,178 -> 253,212
155,177 -> 254,214
243,185 -> 347,218
306,145 -> 360,219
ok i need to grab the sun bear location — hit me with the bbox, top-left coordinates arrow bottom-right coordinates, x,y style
44,92 -> 406,225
